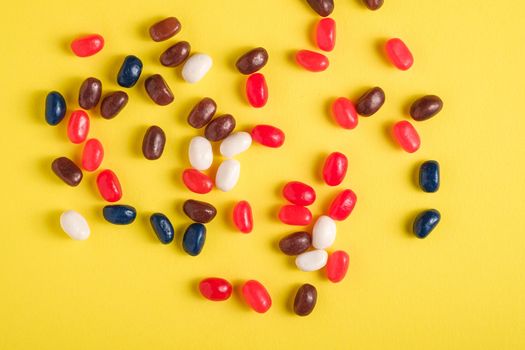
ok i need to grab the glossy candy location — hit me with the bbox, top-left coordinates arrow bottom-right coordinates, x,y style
312,215 -> 336,249
331,97 -> 358,129
295,50 -> 329,72
150,213 -> 175,244
328,189 -> 357,220
145,74 -> 174,106
182,169 -> 213,194
385,38 -> 414,71
67,110 -> 90,144
246,73 -> 268,108
100,91 -> 128,119
296,250 -> 328,271
326,250 -> 349,283
79,78 -> 102,110
205,115 -> 236,142
149,17 -> 181,42
71,34 -> 104,57
279,232 -> 311,255
232,201 -> 253,233
413,209 -> 441,238
52,157 -> 83,186
117,55 -> 143,88
183,223 -> 206,256
410,95 -> 443,121
323,152 -> 348,186
103,205 -> 136,225
241,280 -> 272,313
306,0 -> 334,17
60,210 -> 90,240
283,181 -> 316,206
199,278 -> 233,301
419,160 -> 440,193
81,138 -> 104,171
220,132 -> 252,158
160,41 -> 191,67
251,125 -> 285,148
236,47 -> 268,75
187,97 -> 216,128
356,87 -> 385,116
183,200 -> 217,223
189,136 -> 213,171
96,169 -> 122,202
215,159 -> 241,192
182,54 -> 213,83
316,18 -> 336,52
45,91 -> 67,126
142,125 -> 166,160
363,0 -> 383,10
294,284 -> 317,316
278,205 -> 312,226
392,121 -> 421,153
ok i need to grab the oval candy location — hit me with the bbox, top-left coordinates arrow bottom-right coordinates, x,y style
295,50 -> 329,72
82,138 -> 104,171
306,0 -> 334,17
279,231 -> 311,255
205,114 -> 236,142
385,38 -> 414,71
183,199 -> 217,223
246,73 -> 268,108
60,210 -> 90,240
419,160 -> 440,193
323,152 -> 348,186
199,278 -> 233,301
100,91 -> 128,119
67,110 -> 90,144
316,18 -> 336,52
215,159 -> 241,192
251,125 -> 285,148
220,132 -> 252,158
328,189 -> 357,221
283,181 -> 316,206
160,41 -> 191,67
413,209 -> 441,238
410,95 -> 443,121
103,205 -> 137,225
52,157 -> 83,186
117,55 -> 143,88
187,97 -> 217,129
312,215 -> 336,249
183,223 -> 206,256
331,97 -> 358,129
356,87 -> 385,116
182,169 -> 213,194
326,250 -> 350,283
294,284 -> 317,316
145,74 -> 174,106
188,136 -> 213,171
232,200 -> 253,233
45,91 -> 67,126
71,34 -> 104,57
241,280 -> 272,313
392,120 -> 421,153
142,125 -> 166,160
363,0 -> 383,10
236,47 -> 268,75
295,250 -> 328,271
96,169 -> 122,202
149,17 -> 181,42
278,205 -> 312,226
79,78 -> 102,110
150,213 -> 175,244
182,53 -> 213,83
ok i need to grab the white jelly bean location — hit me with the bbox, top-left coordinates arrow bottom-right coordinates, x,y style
189,136 -> 213,171
60,210 -> 90,240
182,53 -> 213,83
295,250 -> 328,272
312,215 -> 336,249
215,159 -> 241,192
219,132 -> 252,158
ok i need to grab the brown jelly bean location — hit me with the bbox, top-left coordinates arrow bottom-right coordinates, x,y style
79,77 -> 102,110
279,232 -> 311,255
410,95 -> 443,121
188,98 -> 217,129
356,87 -> 385,116
142,125 -> 166,160
100,91 -> 128,119
294,284 -> 317,316
183,200 -> 217,223
204,114 -> 236,142
145,74 -> 174,106
160,41 -> 191,67
235,47 -> 269,75
363,0 -> 384,10
51,157 -> 83,186
149,17 -> 181,42
306,0 -> 334,17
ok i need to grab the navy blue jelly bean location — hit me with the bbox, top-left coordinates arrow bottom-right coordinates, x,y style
45,91 -> 67,125
103,205 -> 137,225
150,213 -> 174,244
419,160 -> 440,193
413,209 -> 441,239
183,223 -> 206,256
117,55 -> 143,88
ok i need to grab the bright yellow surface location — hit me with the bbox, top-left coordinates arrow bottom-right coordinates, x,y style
1,0 -> 524,349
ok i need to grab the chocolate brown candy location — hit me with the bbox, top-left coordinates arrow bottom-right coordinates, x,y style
79,77 -> 102,110
160,41 -> 191,67
144,74 -> 174,106
294,284 -> 317,316
279,232 -> 311,255
183,200 -> 217,223
149,17 -> 181,42
306,0 -> 334,17
51,157 -> 83,186
410,95 -> 443,121
142,125 -> 166,160
363,0 -> 384,10
356,87 -> 385,116
235,47 -> 269,75
204,114 -> 236,142
187,98 -> 217,129
100,91 -> 128,119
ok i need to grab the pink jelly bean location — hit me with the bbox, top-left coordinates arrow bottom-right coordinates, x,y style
251,125 -> 285,148
295,50 -> 329,72
322,152 -> 348,186
241,280 -> 272,313
385,38 -> 414,70
316,18 -> 336,52
233,200 -> 253,233
283,181 -> 316,206
246,73 -> 268,108
81,138 -> 104,171
326,250 -> 349,283
71,34 -> 104,57
331,98 -> 358,129
392,121 -> 421,153
328,189 -> 357,221
278,205 -> 312,226
67,110 -> 90,144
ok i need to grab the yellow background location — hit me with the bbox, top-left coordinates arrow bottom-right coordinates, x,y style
1,0 -> 524,349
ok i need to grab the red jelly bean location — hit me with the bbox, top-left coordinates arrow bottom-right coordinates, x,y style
246,73 -> 268,108
81,138 -> 104,171
295,50 -> 329,72
328,189 -> 357,221
392,121 -> 421,153
316,18 -> 336,52
251,125 -> 285,148
182,169 -> 213,194
67,110 -> 90,144
385,38 -> 414,71
199,278 -> 233,301
71,34 -> 104,57
278,205 -> 312,226
241,280 -> 272,313
331,98 -> 358,129
96,169 -> 122,202
326,250 -> 349,283
283,181 -> 316,206
233,200 -> 253,233
323,152 -> 348,186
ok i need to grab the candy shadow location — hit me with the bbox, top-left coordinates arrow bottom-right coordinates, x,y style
32,90 -> 48,124
375,38 -> 390,66
232,279 -> 251,311
39,156 -> 55,183
286,284 -> 301,315
130,125 -> 147,158
188,277 -> 203,298
412,161 -> 422,189
286,50 -> 298,68
313,152 -> 327,184
324,97 -> 336,126
105,55 -> 125,85
45,209 -> 68,240
309,19 -> 317,47
60,37 -> 72,55
404,209 -> 420,238
382,121 -> 399,149
137,17 -> 158,41
140,212 -> 163,244
236,77 -> 246,105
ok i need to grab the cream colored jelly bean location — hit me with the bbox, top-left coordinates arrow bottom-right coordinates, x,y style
189,136 -> 213,171
295,250 -> 328,271
312,215 -> 336,249
60,210 -> 90,240
182,54 -> 213,83
215,159 -> 240,192
219,132 -> 252,158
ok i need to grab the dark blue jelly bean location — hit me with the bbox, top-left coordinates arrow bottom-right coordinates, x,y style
117,55 -> 143,88
150,213 -> 174,244
182,223 -> 206,256
45,91 -> 67,125
413,209 -> 441,239
103,205 -> 137,225
419,160 -> 440,193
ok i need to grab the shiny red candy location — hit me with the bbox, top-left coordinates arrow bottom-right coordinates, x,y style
323,152 -> 348,186
81,138 -> 104,171
71,34 -> 104,57
278,205 -> 312,226
251,125 -> 285,148
246,73 -> 268,108
328,189 -> 357,221
241,280 -> 272,313
316,18 -> 336,52
392,121 -> 421,153
67,110 -> 90,144
96,169 -> 122,202
182,169 -> 213,194
331,98 -> 358,129
385,38 -> 414,71
295,50 -> 329,72
283,181 -> 316,206
199,278 -> 233,301
233,200 -> 253,233
326,250 -> 349,283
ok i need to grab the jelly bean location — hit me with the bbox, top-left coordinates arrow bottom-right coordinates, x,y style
326,250 -> 349,283
79,78 -> 102,110
150,213 -> 175,244
100,91 -> 128,119
295,249 -> 328,271
199,278 -> 233,301
312,215 -> 336,249
188,136 -> 213,171
410,95 -> 443,121
183,199 -> 217,223
81,138 -> 104,171
283,181 -> 316,206
419,160 -> 440,193
149,17 -> 181,42
278,205 -> 312,226
183,223 -> 206,256
205,114 -> 236,142
215,159 -> 241,192
182,169 -> 213,194
294,284 -> 317,316
160,41 -> 191,67
385,38 -> 414,71
187,97 -> 217,129
413,209 -> 441,239
236,47 -> 269,75
241,280 -> 272,313
60,210 -> 90,240
52,157 -> 83,186
323,152 -> 348,186
71,34 -> 104,57
232,200 -> 253,233
306,0 -> 334,17
363,0 -> 383,10
251,125 -> 285,148
45,91 -> 67,126
117,55 -> 143,88
102,205 -> 136,225
96,169 -> 122,202
246,73 -> 268,108
328,189 -> 357,221
392,120 -> 421,153
220,132 -> 252,158
356,87 -> 385,116
182,53 -> 213,83
145,74 -> 174,106
331,97 -> 358,129
316,18 -> 336,52
279,232 -> 311,255
295,50 -> 329,72
142,125 -> 166,160
67,110 -> 90,144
